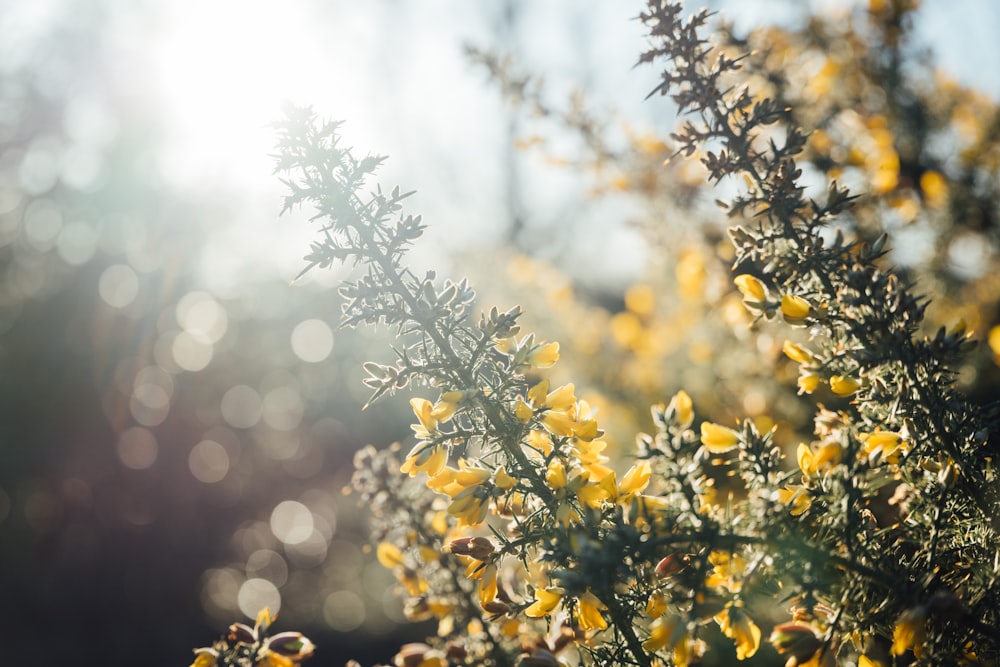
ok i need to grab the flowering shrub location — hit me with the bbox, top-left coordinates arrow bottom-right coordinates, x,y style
186,609 -> 315,667
192,1 -> 1000,665
465,0 -> 1000,466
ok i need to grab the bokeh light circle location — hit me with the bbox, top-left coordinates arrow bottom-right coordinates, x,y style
290,318 -> 333,363
245,549 -> 288,588
323,590 -> 365,631
269,500 -> 313,545
172,330 -> 214,371
237,578 -> 280,619
220,385 -> 262,429
188,439 -> 230,483
117,426 -> 158,470
98,264 -> 138,308
176,290 -> 228,343
261,385 -> 304,431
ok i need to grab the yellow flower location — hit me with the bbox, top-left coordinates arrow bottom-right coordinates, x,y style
716,604 -> 761,660
189,649 -> 218,667
376,541 -> 405,569
399,570 -> 428,597
781,294 -> 811,324
797,442 -> 841,477
814,441 -> 842,469
734,274 -> 767,302
797,371 -> 821,394
528,341 -> 560,368
448,485 -> 490,525
452,461 -> 492,488
572,439 -> 614,481
643,614 -> 680,653
672,636 -> 706,667
573,418 -> 600,441
409,397 -> 438,438
260,652 -> 295,667
666,390 -> 694,428
255,607 -> 274,634
429,459 -> 490,496
919,170 -> 949,208
619,461 -> 652,496
514,397 -> 534,422
782,340 -> 815,364
576,478 -> 612,509
541,410 -> 577,438
545,383 -> 577,411
777,484 -> 811,515
700,422 -> 740,453
400,443 -> 448,477
705,551 -> 745,593
989,324 -> 1000,359
494,466 -> 516,491
478,563 -> 498,608
527,379 -> 550,409
575,592 -> 608,631
797,443 -> 816,476
858,656 -> 886,667
891,606 -> 927,657
525,429 -> 553,457
830,375 -> 861,396
546,459 -> 567,489
430,396 -> 460,422
863,431 -> 907,464
524,587 -> 563,617
646,591 -> 668,619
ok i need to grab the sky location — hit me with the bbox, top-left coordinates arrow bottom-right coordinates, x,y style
150,0 -> 1000,288
3,0 -> 999,289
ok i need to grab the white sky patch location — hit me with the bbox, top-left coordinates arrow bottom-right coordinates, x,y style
148,0 -> 334,191
127,0 -> 1000,286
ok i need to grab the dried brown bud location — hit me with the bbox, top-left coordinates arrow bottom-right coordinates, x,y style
482,600 -> 511,615
265,632 -> 315,660
655,553 -> 686,578
403,598 -> 433,622
394,643 -> 433,667
445,536 -> 495,560
446,643 -> 468,661
228,623 -> 257,645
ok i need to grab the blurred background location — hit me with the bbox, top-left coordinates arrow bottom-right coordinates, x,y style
0,0 -> 998,665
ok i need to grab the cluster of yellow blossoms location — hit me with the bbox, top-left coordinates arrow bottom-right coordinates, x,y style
735,273 -> 863,397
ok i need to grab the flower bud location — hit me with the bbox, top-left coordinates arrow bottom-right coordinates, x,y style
446,643 -> 469,661
227,623 -> 257,645
769,623 -> 822,664
829,375 -> 861,397
394,643 -> 436,667
446,536 -> 495,560
482,600 -> 511,615
265,632 -> 315,660
655,553 -> 687,578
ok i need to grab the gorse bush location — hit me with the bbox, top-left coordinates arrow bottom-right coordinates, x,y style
190,1 -> 1000,666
